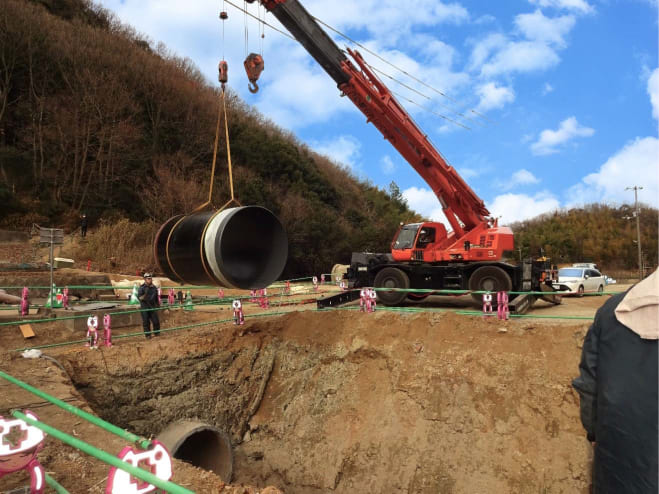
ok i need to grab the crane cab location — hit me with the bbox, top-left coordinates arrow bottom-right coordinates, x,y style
391,222 -> 447,262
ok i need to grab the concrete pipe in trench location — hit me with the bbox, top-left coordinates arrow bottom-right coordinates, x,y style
154,206 -> 287,289
157,420 -> 233,482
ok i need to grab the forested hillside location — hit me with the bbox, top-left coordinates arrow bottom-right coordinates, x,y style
1,0 -> 654,278
0,0 -> 419,276
511,204 -> 658,270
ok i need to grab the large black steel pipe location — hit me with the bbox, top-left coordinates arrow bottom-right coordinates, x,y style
154,206 -> 287,289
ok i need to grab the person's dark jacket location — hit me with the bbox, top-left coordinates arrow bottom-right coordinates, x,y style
137,283 -> 159,309
572,291 -> 658,493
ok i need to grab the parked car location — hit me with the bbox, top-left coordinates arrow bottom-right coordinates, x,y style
553,267 -> 606,296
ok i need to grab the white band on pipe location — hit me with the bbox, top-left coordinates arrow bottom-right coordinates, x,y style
204,207 -> 238,288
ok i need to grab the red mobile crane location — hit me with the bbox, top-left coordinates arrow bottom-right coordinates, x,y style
250,0 -> 557,309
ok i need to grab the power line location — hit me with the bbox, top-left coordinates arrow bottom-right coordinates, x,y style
367,64 -> 483,127
311,15 -> 493,125
390,89 -> 470,130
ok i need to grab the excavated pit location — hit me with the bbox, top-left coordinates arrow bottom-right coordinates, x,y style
58,310 -> 593,493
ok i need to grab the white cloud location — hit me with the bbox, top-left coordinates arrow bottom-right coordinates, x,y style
403,184 -> 560,226
566,136 -> 659,208
362,39 -> 469,102
250,46 -> 354,128
475,14 -> 497,25
380,155 -> 396,175
487,192 -> 560,224
531,116 -> 595,155
514,9 -> 576,48
470,9 -> 579,79
648,67 -> 659,120
495,169 -> 540,191
458,167 -> 479,179
301,0 -> 469,47
564,66 -> 659,209
475,82 -> 515,111
468,33 -> 507,72
529,0 -> 595,14
309,135 -> 361,170
512,169 -> 540,185
480,40 -> 561,77
402,186 -> 446,222
542,82 -> 554,95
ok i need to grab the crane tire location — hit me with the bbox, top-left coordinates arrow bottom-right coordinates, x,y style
469,266 -> 513,303
374,267 -> 410,306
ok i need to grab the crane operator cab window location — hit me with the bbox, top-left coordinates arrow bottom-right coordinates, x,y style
393,224 -> 422,250
416,228 -> 436,248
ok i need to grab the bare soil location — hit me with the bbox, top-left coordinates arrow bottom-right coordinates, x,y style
1,233 -> 628,493
0,277 -> 622,493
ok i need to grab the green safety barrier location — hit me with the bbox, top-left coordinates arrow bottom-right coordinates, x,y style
0,370 -> 151,450
0,299 -> 235,328
45,473 -> 70,494
4,292 -> 601,352
12,411 -> 195,494
11,310 -> 293,353
0,281 -> 310,290
319,305 -> 595,320
0,289 -> 339,327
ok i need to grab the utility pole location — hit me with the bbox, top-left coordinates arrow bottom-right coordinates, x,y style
625,186 -> 643,280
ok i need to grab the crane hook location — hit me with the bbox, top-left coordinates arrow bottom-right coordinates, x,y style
218,60 -> 228,86
243,53 -> 264,94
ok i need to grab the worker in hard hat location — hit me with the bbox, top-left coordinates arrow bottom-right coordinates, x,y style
137,273 -> 160,338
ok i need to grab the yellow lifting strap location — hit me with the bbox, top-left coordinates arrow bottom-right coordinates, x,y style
193,87 -> 241,213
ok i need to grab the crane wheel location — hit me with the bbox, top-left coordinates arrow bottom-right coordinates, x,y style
407,293 -> 429,302
469,266 -> 512,303
374,267 -> 410,306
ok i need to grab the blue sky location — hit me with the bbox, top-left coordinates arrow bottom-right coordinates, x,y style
99,0 -> 658,224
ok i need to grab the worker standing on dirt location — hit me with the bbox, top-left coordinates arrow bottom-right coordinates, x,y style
137,273 -> 160,338
572,268 -> 658,493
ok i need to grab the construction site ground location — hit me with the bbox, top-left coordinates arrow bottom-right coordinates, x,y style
0,242 -> 631,493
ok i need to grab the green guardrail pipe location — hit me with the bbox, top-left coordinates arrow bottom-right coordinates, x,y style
0,370 -> 151,450
11,309 -> 294,353
45,473 -> 70,493
12,411 -> 194,494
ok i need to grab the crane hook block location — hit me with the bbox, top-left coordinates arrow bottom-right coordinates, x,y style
219,11 -> 228,20
244,53 -> 264,94
218,60 -> 228,85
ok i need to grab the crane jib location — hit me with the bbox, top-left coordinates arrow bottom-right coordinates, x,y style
263,0 -> 351,86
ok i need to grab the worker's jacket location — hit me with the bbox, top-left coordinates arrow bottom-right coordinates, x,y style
137,283 -> 159,309
572,271 -> 658,494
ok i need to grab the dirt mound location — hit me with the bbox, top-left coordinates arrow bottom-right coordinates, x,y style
42,310 -> 592,493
